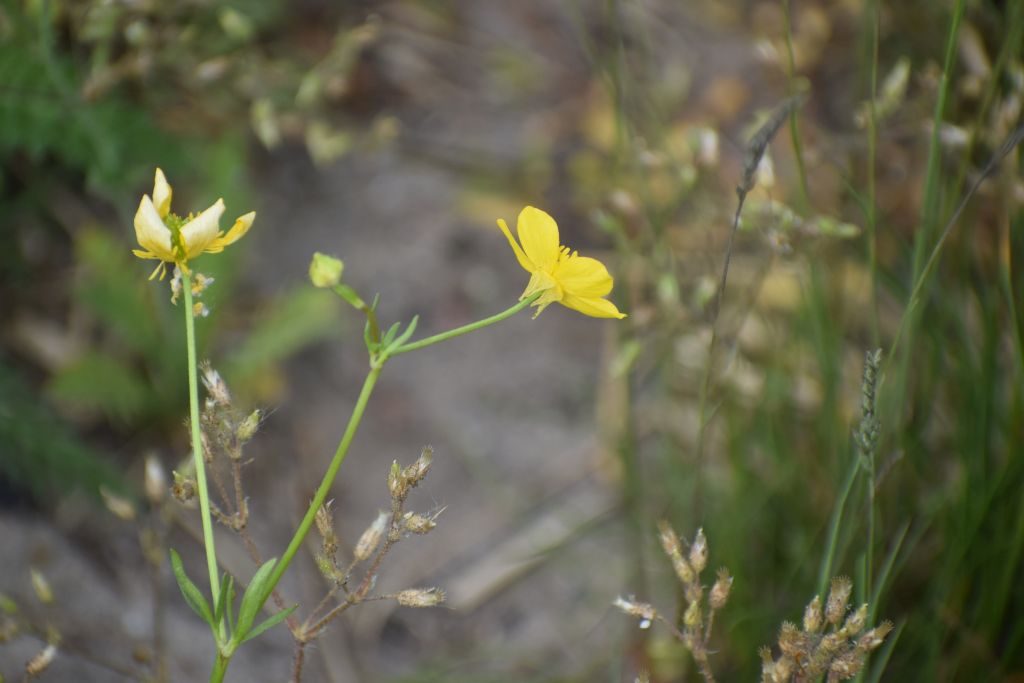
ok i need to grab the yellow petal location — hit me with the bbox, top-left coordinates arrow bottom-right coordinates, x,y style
497,218 -> 534,272
517,206 -> 560,271
181,199 -> 225,258
153,168 -> 173,218
553,254 -> 614,298
134,195 -> 174,260
560,293 -> 626,319
131,249 -> 163,260
205,211 -> 255,253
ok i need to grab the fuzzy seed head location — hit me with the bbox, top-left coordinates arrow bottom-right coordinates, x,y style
315,502 -> 335,540
710,567 -> 733,609
354,511 -> 389,562
394,588 -> 445,608
387,460 -> 403,498
657,521 -> 695,584
778,621 -> 801,658
613,596 -> 658,622
689,527 -> 708,574
402,512 -> 437,535
826,576 -> 853,625
200,362 -> 231,407
841,604 -> 869,637
829,651 -> 864,680
25,643 -> 57,676
803,594 -> 823,633
683,600 -> 702,629
856,621 -> 894,652
237,409 -> 261,443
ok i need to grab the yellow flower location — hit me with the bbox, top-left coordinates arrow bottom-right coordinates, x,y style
498,206 -> 626,319
132,168 -> 256,280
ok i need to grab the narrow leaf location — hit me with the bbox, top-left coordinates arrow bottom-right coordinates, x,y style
214,573 -> 235,629
169,549 -> 214,627
240,605 -> 297,645
381,321 -> 401,346
235,558 -> 277,638
394,316 -> 419,347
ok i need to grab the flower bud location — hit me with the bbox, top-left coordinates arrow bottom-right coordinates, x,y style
309,252 -> 344,288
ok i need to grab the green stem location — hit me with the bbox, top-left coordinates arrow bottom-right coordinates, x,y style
865,0 -> 881,347
210,653 -> 230,683
782,0 -> 811,208
182,271 -> 222,622
391,295 -> 538,356
245,295 -> 538,648
259,365 -> 382,606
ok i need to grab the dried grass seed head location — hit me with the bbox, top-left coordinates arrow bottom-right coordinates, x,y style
394,588 -> 445,608
354,511 -> 389,562
826,576 -> 853,625
710,567 -> 733,609
689,527 -> 708,574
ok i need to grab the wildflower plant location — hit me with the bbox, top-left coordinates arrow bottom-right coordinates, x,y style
130,169 -> 626,681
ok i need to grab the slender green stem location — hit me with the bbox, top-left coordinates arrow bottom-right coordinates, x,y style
892,0 -> 965,420
210,653 -> 230,683
233,294 -> 538,666
391,295 -> 538,356
182,271 -> 222,622
258,365 -> 382,607
865,0 -> 881,346
782,0 -> 811,208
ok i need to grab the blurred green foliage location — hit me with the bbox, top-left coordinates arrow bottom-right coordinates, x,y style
0,0 -> 376,504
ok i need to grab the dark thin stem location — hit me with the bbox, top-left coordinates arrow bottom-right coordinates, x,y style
290,642 -> 306,683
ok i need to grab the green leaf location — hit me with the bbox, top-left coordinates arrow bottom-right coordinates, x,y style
214,573 -> 235,630
169,549 -> 214,627
240,604 -> 297,645
235,558 -> 277,640
393,316 -> 419,348
381,321 -> 401,347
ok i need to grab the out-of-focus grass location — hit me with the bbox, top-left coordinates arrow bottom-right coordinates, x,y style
564,0 -> 1024,680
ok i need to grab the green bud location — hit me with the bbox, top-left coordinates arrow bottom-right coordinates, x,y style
309,252 -> 344,288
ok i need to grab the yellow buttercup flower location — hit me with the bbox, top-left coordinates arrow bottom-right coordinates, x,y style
498,206 -> 626,319
132,168 -> 256,280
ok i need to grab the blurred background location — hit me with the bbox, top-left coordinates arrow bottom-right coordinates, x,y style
1,0 -> 1022,681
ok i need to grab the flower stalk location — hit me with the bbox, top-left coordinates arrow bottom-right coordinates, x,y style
182,269 -> 223,635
